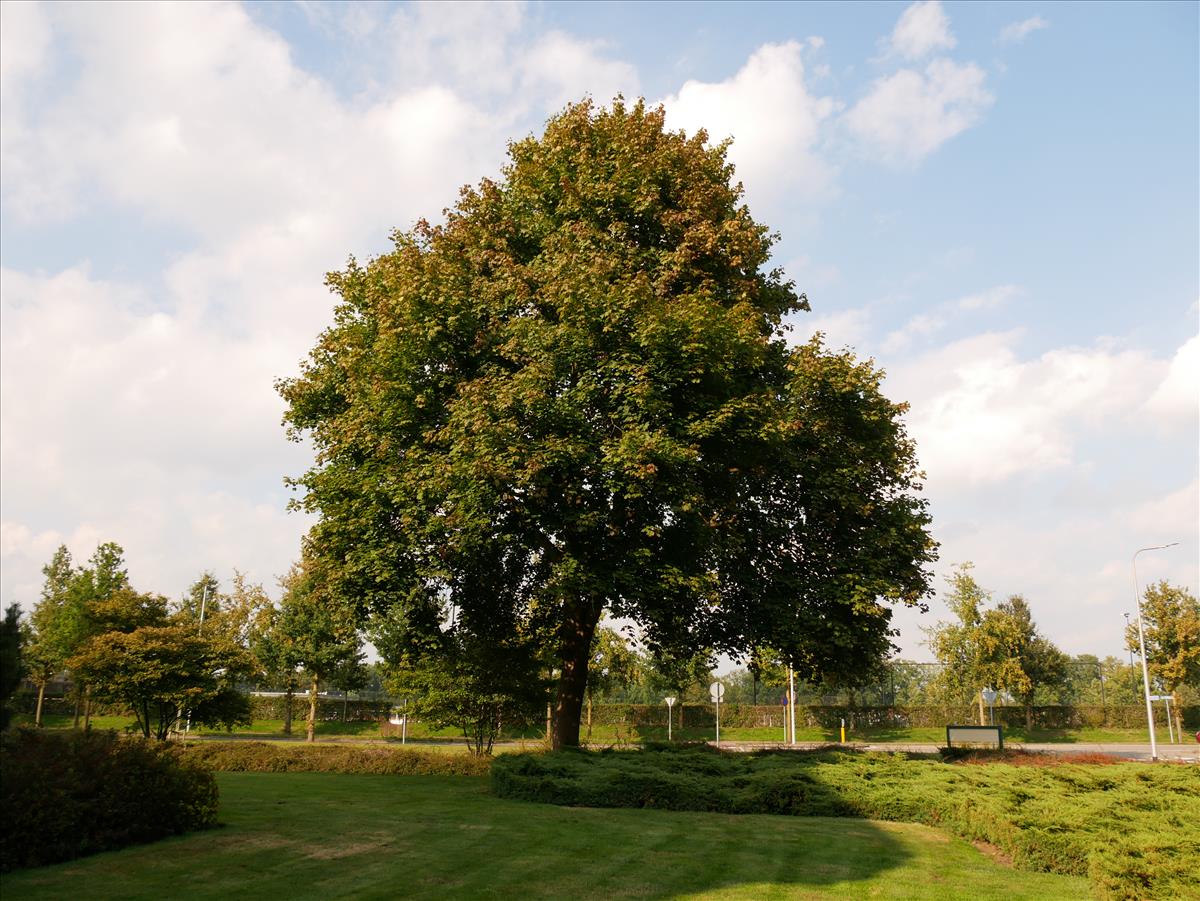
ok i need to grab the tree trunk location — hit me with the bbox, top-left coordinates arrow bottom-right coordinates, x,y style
585,690 -> 592,742
551,606 -> 600,750
283,682 -> 294,736
977,693 -> 986,726
1025,703 -> 1033,732
83,692 -> 92,729
306,675 -> 318,743
73,691 -> 81,729
35,680 -> 46,727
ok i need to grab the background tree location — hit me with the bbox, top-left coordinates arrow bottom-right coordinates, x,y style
645,648 -> 715,704
375,603 -> 547,756
274,556 -> 364,742
28,546 -> 81,726
927,567 -> 1068,727
979,595 -> 1067,729
0,605 -> 24,730
280,98 -> 936,748
176,572 -> 223,625
63,542 -> 132,727
925,564 -> 991,720
70,625 -> 251,740
1127,581 -> 1200,738
255,610 -> 302,736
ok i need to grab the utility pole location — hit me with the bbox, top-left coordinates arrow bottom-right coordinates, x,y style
1132,542 -> 1178,762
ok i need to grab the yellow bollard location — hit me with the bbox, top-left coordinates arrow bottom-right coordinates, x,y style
840,718 -> 846,743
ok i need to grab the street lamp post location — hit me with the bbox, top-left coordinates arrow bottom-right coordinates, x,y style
1132,542 -> 1178,762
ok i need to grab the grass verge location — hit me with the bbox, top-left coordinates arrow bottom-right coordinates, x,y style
0,772 -> 1089,900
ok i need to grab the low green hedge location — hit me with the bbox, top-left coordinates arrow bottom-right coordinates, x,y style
0,728 -> 219,871
491,746 -> 1199,900
180,741 -> 492,776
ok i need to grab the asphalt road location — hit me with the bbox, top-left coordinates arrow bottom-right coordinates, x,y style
183,732 -> 1199,762
719,739 -> 1200,762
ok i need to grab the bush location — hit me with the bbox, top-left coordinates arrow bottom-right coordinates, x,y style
179,740 -> 492,776
492,746 -> 1200,900
0,728 -> 218,871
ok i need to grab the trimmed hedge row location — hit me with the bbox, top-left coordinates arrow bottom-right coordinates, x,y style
583,702 -> 1199,730
179,741 -> 492,776
17,692 -> 1195,732
0,728 -> 219,872
491,746 -> 1200,900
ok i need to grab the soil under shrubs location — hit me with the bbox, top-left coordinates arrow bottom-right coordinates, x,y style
491,744 -> 1199,900
0,728 -> 219,871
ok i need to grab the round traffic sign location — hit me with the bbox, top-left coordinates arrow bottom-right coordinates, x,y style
709,681 -> 725,702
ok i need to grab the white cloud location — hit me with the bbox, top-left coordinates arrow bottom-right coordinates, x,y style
846,58 -> 993,164
801,308 -> 871,350
882,284 -> 1021,352
0,265 -> 312,605
998,16 -> 1050,45
890,332 -> 1172,485
0,1 -> 652,607
1145,334 -> 1200,420
0,0 -> 50,87
955,284 -> 1021,311
519,31 -> 640,111
886,1 -> 956,61
662,42 -> 839,204
882,312 -> 946,353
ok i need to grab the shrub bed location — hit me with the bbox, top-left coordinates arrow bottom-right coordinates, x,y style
180,741 -> 492,776
491,745 -> 1199,900
0,728 -> 218,871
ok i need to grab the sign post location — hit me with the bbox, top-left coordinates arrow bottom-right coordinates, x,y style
981,688 -> 998,726
710,681 -> 725,747
1150,695 -> 1176,743
665,696 -> 676,742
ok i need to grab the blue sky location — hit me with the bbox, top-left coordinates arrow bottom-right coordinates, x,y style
1,0 -> 1196,661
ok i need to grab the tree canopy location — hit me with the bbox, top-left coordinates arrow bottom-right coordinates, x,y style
1128,580 -> 1200,737
926,565 -> 1066,726
280,98 -> 936,748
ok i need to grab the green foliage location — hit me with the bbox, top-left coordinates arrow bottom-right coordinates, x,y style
279,98 -> 936,747
69,626 -> 252,739
0,728 -> 218,871
177,571 -> 222,624
493,747 -> 1199,900
926,565 -> 1068,722
178,740 -> 491,776
267,557 -> 364,741
374,601 -> 547,755
1,604 -> 25,729
1129,581 -> 1200,698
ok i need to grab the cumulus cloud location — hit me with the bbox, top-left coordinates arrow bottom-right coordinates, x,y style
890,332 -> 1176,485
0,265 -> 314,600
845,58 -> 993,164
882,284 -> 1021,352
885,1 -> 956,61
999,16 -> 1050,45
662,42 -> 839,205
801,308 -> 871,350
1145,333 -> 1200,420
0,1 -> 613,604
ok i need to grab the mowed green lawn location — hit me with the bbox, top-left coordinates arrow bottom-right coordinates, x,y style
2,773 -> 1087,900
